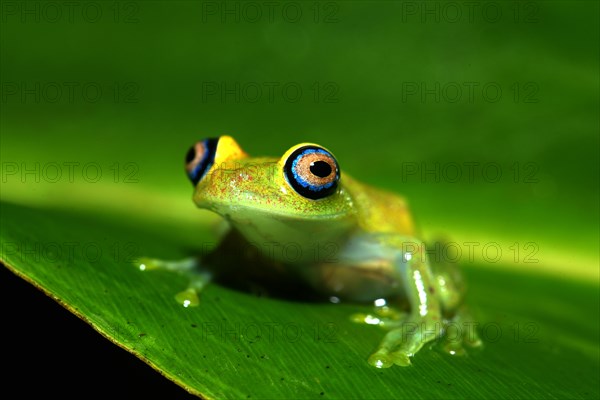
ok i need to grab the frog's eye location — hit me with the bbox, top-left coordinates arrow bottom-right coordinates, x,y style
283,145 -> 340,200
185,138 -> 219,185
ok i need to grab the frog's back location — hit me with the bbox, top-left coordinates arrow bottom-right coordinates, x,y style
343,175 -> 416,236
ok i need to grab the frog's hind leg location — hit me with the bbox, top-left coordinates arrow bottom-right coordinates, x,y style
362,237 -> 444,368
426,239 -> 465,313
433,270 -> 482,354
136,256 -> 212,307
425,239 -> 482,353
439,305 -> 483,356
309,233 -> 446,368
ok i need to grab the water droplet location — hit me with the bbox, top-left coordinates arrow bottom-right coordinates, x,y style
374,298 -> 386,307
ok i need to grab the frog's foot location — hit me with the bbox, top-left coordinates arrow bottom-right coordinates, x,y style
173,271 -> 212,307
438,306 -> 483,356
438,327 -> 482,357
351,304 -> 408,329
135,256 -> 212,307
368,348 -> 411,368
367,327 -> 423,368
439,333 -> 468,357
368,317 -> 444,368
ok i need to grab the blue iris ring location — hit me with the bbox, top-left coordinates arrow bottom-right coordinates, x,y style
284,146 -> 339,200
291,149 -> 333,190
186,137 -> 219,185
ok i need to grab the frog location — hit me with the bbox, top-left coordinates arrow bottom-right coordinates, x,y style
140,135 -> 481,368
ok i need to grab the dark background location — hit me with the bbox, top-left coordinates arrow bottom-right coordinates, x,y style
0,266 -> 196,398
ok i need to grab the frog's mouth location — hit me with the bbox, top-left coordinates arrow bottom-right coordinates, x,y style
194,180 -> 356,222
203,201 -> 354,222
197,197 -> 354,237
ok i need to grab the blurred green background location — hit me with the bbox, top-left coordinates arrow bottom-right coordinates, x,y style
2,1 -> 598,281
1,0 -> 598,398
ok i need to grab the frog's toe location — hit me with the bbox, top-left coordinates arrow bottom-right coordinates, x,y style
441,340 -> 467,357
464,334 -> 483,349
174,287 -> 200,308
389,351 -> 412,367
368,351 -> 396,368
350,313 -> 405,329
135,257 -> 162,271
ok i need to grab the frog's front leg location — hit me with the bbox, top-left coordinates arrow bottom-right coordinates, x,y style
313,234 -> 444,368
367,238 -> 443,368
136,256 -> 212,307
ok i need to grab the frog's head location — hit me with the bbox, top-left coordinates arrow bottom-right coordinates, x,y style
185,136 -> 356,241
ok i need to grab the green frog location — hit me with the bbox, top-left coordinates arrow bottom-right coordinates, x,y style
140,136 -> 481,368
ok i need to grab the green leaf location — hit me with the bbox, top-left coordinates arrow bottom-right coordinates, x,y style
2,1 -> 598,397
1,200 -> 598,399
